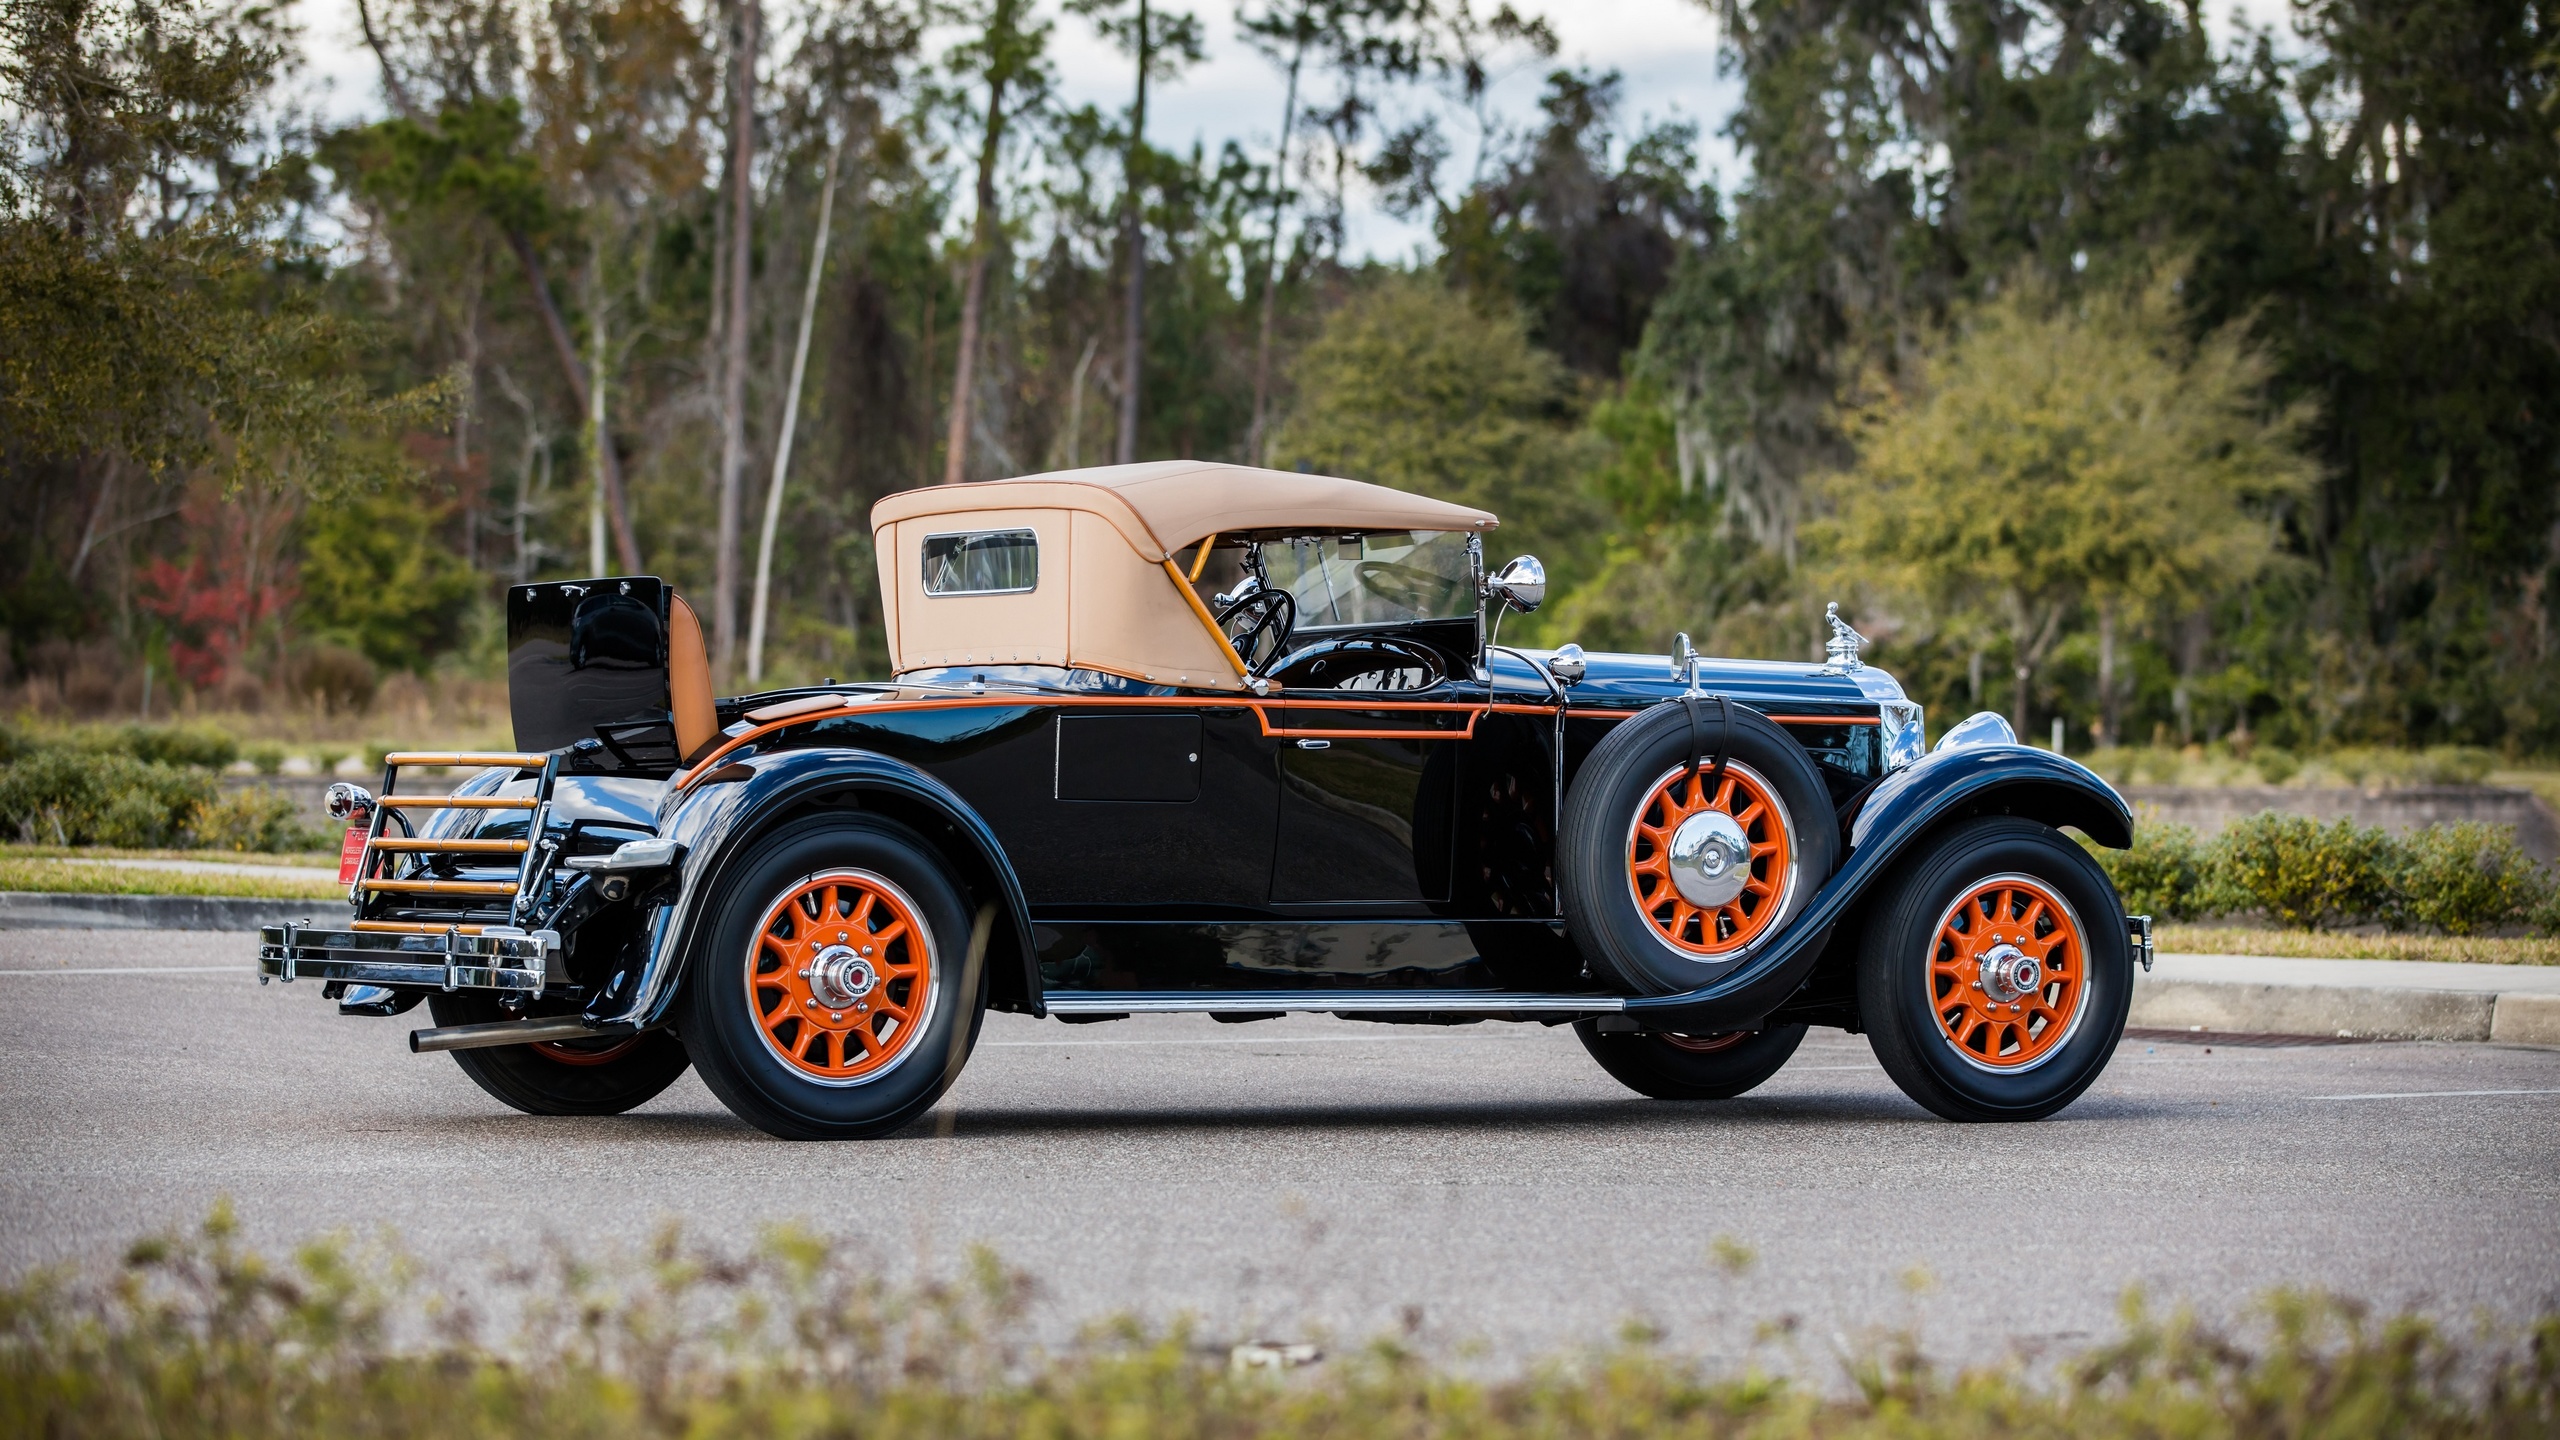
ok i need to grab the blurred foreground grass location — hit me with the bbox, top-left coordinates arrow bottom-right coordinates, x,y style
3,1206 -> 2553,1439
2157,924 -> 2560,966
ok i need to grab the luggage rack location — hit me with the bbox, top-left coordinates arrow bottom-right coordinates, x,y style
350,751 -> 559,923
256,750 -> 566,993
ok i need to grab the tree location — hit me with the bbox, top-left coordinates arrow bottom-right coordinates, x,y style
1820,274 -> 2317,740
711,0 -> 758,669
1071,0 -> 1201,465
345,0 -> 657,576
1,0 -> 448,682
1235,0 -> 1418,463
940,0 -> 1052,483
1269,274 -> 1597,576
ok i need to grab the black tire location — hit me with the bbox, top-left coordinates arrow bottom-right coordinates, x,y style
1574,1021 -> 1808,1099
426,991 -> 692,1116
1559,701 -> 1838,994
1857,817 -> 2132,1122
682,816 -> 987,1140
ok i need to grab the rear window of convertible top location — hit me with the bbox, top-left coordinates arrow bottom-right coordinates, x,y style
923,529 -> 1038,595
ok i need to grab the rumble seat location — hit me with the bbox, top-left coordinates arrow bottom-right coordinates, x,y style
668,595 -> 719,763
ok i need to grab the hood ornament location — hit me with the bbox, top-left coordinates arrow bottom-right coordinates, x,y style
1821,602 -> 1866,672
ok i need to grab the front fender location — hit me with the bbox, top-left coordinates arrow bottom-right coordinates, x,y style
1622,744 -> 2130,1031
598,748 -> 1038,1030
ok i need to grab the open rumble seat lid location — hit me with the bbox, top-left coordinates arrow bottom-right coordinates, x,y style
868,462 -> 1496,691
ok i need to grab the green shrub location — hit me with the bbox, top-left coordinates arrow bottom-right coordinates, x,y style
2251,747 -> 2301,784
244,741 -> 286,776
2096,821 -> 2211,919
2396,823 -> 2554,935
2206,812 -> 2402,930
116,723 -> 238,769
2533,883 -> 2560,939
0,750 -> 217,847
193,787 -> 323,852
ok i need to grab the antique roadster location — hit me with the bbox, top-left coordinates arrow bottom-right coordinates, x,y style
259,461 -> 2150,1137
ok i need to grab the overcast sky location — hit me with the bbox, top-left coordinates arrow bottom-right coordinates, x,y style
285,0 -> 2298,261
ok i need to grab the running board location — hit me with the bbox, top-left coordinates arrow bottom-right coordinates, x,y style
1041,989 -> 1626,1016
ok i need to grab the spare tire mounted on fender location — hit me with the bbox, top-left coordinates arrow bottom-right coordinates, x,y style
1559,699 -> 1838,994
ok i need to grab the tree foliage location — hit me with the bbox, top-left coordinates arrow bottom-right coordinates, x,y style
1821,273 -> 2318,733
1268,274 -> 1598,576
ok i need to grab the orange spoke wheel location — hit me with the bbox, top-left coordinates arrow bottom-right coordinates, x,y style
1928,874 -> 2086,1071
746,870 -> 938,1084
1626,762 -> 1796,957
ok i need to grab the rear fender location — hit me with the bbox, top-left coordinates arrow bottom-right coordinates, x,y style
1623,744 -> 2130,1031
599,748 -> 1039,1030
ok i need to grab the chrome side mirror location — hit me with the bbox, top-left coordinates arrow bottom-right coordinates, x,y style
1548,643 -> 1587,685
1486,554 -> 1546,612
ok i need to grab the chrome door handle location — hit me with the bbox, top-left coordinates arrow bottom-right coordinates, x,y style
1294,738 -> 1331,750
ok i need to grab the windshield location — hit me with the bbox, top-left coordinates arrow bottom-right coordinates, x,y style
1258,531 -> 1478,628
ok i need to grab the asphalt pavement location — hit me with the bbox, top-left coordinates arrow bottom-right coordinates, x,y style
4,928 -> 2556,1368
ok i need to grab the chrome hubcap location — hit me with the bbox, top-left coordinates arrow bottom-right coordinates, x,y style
803,945 -> 880,1010
1666,808 -> 1753,908
1976,942 -> 2041,1004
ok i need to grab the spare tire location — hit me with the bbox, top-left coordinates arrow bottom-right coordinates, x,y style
1559,699 -> 1838,994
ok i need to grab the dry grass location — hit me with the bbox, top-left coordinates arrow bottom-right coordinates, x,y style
0,857 -> 345,900
2157,923 -> 2560,966
0,843 -> 335,868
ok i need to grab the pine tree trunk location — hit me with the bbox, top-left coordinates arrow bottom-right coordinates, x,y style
1116,0 -> 1150,467
1246,44 -> 1303,468
714,0 -> 760,672
944,79 -> 1010,484
749,132 -> 843,685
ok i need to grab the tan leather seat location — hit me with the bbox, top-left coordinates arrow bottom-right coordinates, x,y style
667,595 -> 719,763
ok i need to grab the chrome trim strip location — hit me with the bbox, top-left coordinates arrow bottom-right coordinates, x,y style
1040,989 -> 1625,1015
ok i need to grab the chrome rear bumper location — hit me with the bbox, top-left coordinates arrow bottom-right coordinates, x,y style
256,922 -> 560,993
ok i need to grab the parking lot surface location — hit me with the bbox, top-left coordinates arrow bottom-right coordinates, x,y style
4,929 -> 2556,1364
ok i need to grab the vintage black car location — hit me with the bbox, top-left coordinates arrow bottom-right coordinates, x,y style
259,461 -> 2150,1137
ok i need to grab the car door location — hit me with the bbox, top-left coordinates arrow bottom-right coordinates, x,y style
1267,686 -> 1478,908
1014,701 -> 1282,910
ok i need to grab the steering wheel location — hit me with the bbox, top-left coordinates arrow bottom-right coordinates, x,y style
1355,560 -> 1456,614
1269,636 -> 1446,692
1215,583 -> 1296,674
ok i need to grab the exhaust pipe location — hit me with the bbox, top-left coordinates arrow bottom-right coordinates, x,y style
410,1016 -> 637,1054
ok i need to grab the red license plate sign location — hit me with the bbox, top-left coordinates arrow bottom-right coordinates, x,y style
336,827 -> 368,884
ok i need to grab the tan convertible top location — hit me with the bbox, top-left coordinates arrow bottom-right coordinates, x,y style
868,462 -> 1495,690
870,460 -> 1495,562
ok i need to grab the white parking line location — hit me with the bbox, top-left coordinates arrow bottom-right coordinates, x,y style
2306,1088 -> 2560,1101
0,966 -> 249,976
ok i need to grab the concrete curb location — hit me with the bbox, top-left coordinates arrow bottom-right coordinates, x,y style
2131,954 -> 2560,1046
0,892 -> 324,932
2130,978 -> 2499,1041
